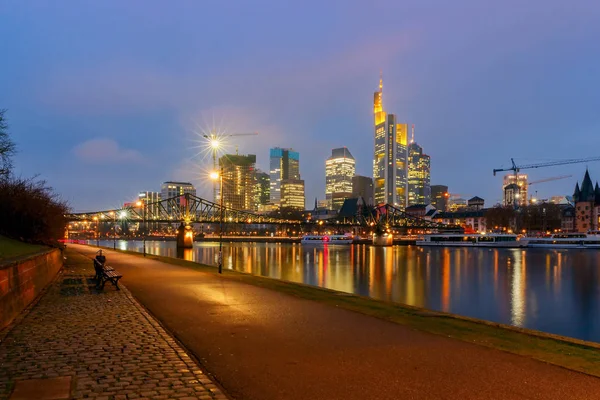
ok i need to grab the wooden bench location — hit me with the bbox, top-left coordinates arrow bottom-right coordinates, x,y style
93,258 -> 123,291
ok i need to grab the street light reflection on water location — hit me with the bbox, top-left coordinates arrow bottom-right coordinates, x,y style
95,240 -> 600,342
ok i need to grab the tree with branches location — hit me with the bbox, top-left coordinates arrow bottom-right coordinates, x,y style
0,109 -> 16,178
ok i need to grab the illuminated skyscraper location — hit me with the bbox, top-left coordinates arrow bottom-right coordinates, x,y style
160,182 -> 196,206
254,170 -> 270,210
269,147 -> 300,207
407,127 -> 431,206
281,179 -> 305,210
372,74 -> 408,207
325,147 -> 356,210
219,154 -> 256,211
503,174 -> 528,206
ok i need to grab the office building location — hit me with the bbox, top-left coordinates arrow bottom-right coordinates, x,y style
219,154 -> 257,211
431,185 -> 449,211
254,170 -> 270,210
372,74 -> 409,207
269,147 -> 300,207
325,147 -> 356,210
407,128 -> 431,206
281,179 -> 305,210
160,182 -> 196,206
352,175 -> 374,206
138,191 -> 161,231
503,174 -> 528,207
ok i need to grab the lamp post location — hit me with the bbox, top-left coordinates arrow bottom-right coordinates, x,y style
110,211 -> 116,249
93,216 -> 99,247
135,201 -> 146,256
211,167 -> 224,273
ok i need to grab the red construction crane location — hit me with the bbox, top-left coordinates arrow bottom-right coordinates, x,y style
493,156 -> 600,176
528,175 -> 572,186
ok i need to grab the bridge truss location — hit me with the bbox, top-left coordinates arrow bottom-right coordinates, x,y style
65,194 -> 303,225
65,195 -> 461,232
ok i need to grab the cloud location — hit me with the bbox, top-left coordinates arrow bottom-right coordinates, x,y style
73,138 -> 143,164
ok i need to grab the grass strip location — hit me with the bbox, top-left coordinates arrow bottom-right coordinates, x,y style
77,246 -> 600,378
0,235 -> 48,264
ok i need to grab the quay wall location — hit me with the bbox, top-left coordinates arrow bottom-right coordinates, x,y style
0,249 -> 63,330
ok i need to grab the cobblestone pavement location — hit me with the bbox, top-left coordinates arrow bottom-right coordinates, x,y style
0,251 -> 229,400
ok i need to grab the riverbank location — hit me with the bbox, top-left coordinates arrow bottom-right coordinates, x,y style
92,244 -> 600,378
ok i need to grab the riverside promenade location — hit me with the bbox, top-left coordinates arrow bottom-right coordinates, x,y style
47,245 -> 600,400
0,250 -> 227,400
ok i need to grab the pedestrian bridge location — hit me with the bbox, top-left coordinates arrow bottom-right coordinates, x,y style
65,194 -> 461,232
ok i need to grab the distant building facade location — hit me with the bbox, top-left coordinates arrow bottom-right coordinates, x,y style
281,179 -> 305,210
219,154 -> 257,211
431,185 -> 449,211
352,175 -> 374,206
503,174 -> 528,207
269,147 -> 300,207
254,170 -> 270,210
160,182 -> 196,206
467,196 -> 484,211
372,75 -> 408,207
407,135 -> 431,206
325,147 -> 356,210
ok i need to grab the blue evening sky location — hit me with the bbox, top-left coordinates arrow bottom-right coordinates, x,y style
2,1 -> 600,211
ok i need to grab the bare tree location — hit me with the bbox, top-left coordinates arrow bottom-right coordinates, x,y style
0,109 -> 16,178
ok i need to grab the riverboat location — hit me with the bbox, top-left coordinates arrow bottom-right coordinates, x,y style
520,233 -> 600,249
300,235 -> 353,245
416,233 -> 522,248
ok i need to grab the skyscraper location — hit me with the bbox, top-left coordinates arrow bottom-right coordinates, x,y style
219,154 -> 257,211
281,179 -> 305,210
431,185 -> 449,211
254,170 -> 270,210
269,147 -> 300,207
503,174 -> 528,206
352,175 -> 374,206
160,182 -> 196,206
325,147 -> 356,210
407,127 -> 431,206
372,74 -> 408,207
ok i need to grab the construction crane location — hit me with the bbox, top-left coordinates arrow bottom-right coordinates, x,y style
493,156 -> 600,176
528,175 -> 572,186
494,157 -> 600,209
203,131 -> 259,202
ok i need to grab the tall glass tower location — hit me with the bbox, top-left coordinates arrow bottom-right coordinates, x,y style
407,127 -> 431,206
325,147 -> 356,210
269,147 -> 300,207
372,74 -> 408,207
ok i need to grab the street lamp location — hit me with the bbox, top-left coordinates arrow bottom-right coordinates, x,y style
93,216 -> 99,247
210,167 -> 224,273
205,134 -> 222,203
109,211 -> 116,249
136,200 -> 146,257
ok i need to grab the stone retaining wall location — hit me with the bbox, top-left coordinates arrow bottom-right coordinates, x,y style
0,249 -> 63,330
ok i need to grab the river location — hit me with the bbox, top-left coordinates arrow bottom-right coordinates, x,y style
89,239 -> 600,342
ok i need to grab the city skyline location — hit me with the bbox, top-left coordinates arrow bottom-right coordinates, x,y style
3,2 -> 600,211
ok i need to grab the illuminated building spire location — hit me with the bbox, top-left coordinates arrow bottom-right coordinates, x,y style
374,71 -> 385,124
411,124 -> 415,143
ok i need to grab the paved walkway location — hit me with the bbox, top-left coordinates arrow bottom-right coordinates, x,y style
0,250 -> 228,400
64,245 -> 600,400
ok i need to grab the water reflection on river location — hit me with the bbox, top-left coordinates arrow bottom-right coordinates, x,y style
96,240 -> 600,342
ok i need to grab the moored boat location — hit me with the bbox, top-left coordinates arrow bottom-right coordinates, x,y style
416,233 -> 522,247
520,233 -> 600,249
300,235 -> 353,245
